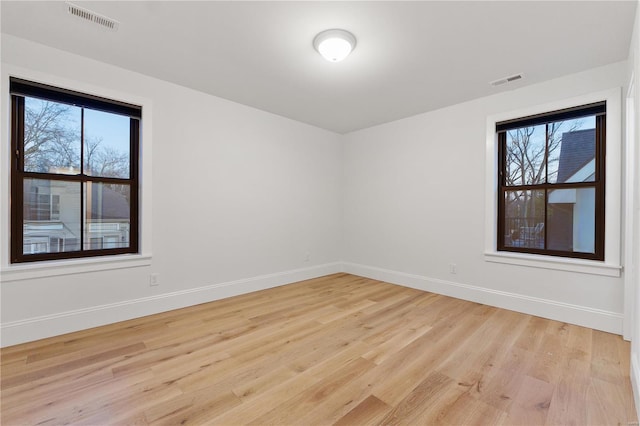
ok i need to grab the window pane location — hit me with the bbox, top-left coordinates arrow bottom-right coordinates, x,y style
503,189 -> 545,249
504,125 -> 546,186
547,116 -> 596,184
84,182 -> 131,250
84,110 -> 130,178
23,179 -> 81,254
24,98 -> 81,174
548,187 -> 595,254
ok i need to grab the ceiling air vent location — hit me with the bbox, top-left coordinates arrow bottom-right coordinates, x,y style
489,73 -> 524,87
66,2 -> 119,31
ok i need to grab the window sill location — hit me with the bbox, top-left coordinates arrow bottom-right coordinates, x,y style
0,253 -> 152,283
484,251 -> 621,277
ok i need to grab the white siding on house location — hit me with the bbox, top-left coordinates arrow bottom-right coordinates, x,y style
573,187 -> 595,253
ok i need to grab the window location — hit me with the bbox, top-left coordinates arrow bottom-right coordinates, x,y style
10,78 -> 140,263
496,102 -> 605,260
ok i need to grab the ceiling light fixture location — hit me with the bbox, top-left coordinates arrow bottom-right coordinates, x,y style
313,29 -> 356,63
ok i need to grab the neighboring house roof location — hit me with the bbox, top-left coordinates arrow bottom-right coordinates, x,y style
91,185 -> 129,219
556,128 -> 595,183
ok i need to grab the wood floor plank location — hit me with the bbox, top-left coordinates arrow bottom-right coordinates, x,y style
362,317 -> 433,365
333,395 -> 391,426
589,376 -> 636,425
207,343 -> 370,426
52,377 -> 183,426
1,342 -> 146,388
564,322 -> 593,364
435,391 -> 509,425
591,329 -> 627,384
2,369 -> 157,424
545,357 -> 592,426
503,374 -> 555,425
528,332 -> 565,384
247,356 -> 376,425
436,308 -> 528,387
371,301 -> 492,406
231,365 -> 298,401
473,346 -> 534,412
144,388 -> 240,425
377,371 -> 453,425
514,315 -> 548,352
1,357 -> 117,403
0,273 -> 636,426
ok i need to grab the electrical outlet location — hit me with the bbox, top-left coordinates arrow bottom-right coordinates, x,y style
449,263 -> 457,274
149,273 -> 159,286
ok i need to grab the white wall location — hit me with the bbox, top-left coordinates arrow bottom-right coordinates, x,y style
0,35 -> 344,346
627,0 -> 640,416
343,61 -> 628,334
0,28 -> 636,362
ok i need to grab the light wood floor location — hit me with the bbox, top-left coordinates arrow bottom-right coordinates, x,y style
1,273 -> 637,425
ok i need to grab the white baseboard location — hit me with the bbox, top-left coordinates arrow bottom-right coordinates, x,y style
0,262 -> 343,347
632,354 -> 640,423
343,262 -> 624,335
1,261 -> 624,347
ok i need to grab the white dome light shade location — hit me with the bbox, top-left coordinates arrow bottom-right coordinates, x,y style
313,29 -> 356,62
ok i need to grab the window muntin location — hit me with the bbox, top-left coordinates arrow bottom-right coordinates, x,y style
496,102 -> 605,260
10,78 -> 140,263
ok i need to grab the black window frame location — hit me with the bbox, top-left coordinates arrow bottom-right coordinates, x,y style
496,102 -> 606,261
10,78 -> 141,263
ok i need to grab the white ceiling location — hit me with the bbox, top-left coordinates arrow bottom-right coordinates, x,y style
1,1 -> 637,134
